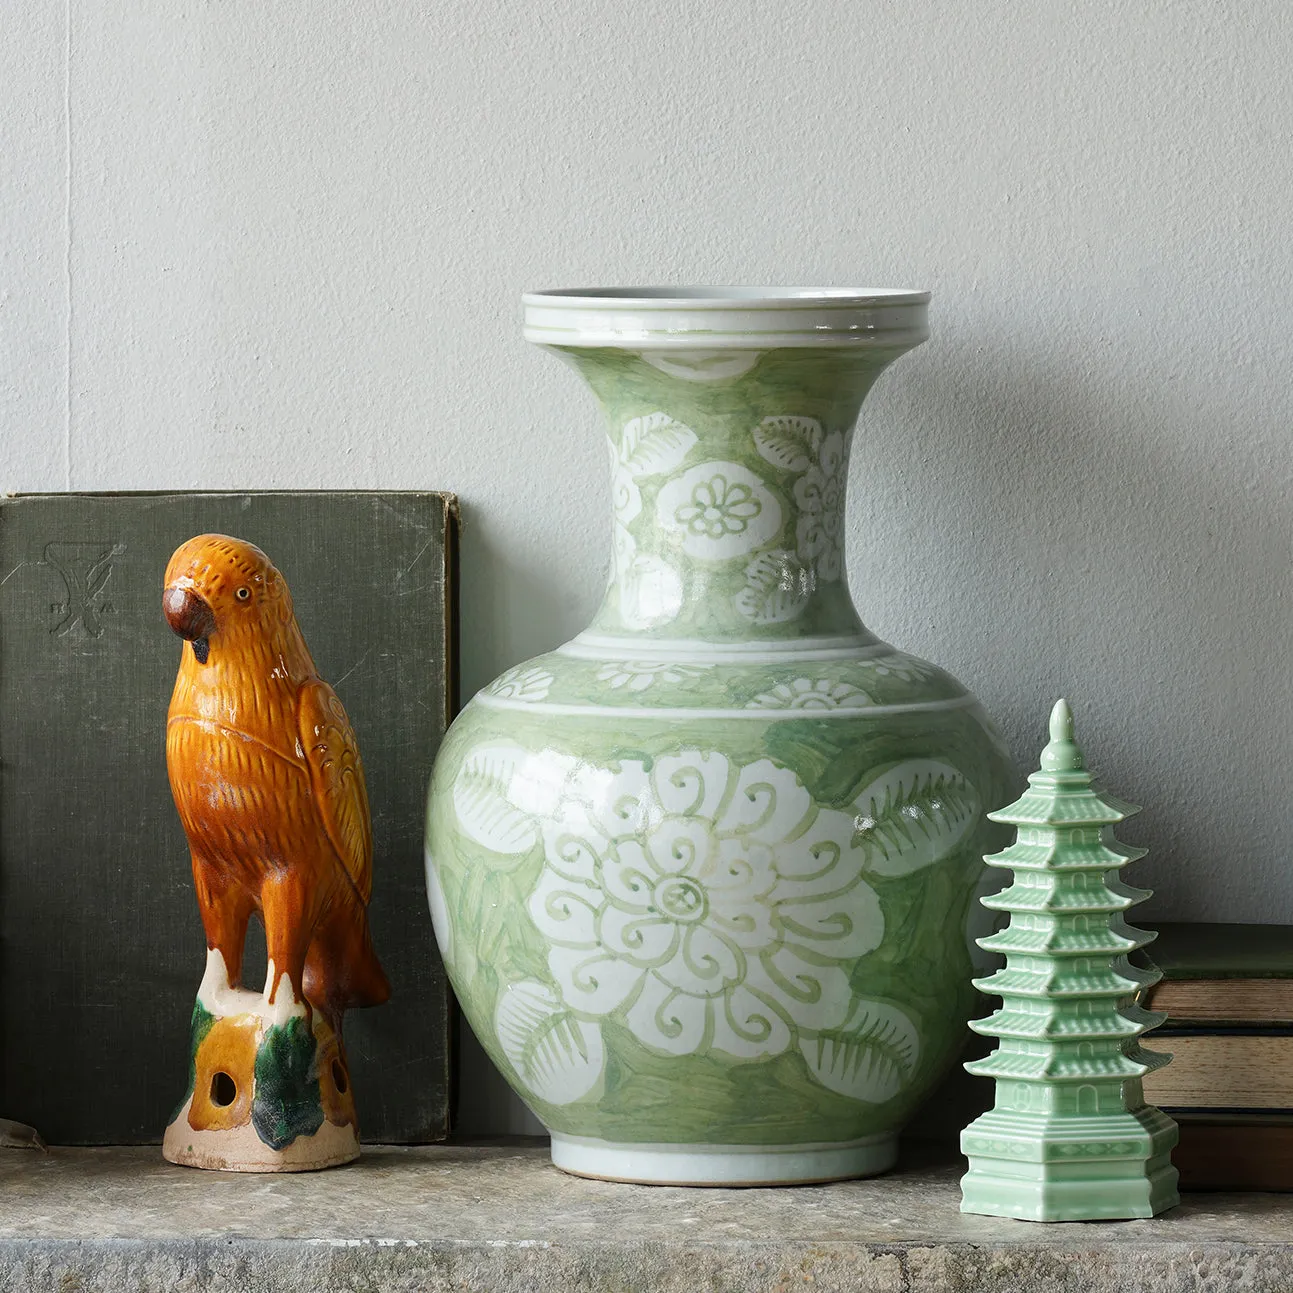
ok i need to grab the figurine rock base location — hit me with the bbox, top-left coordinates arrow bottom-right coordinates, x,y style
164,964 -> 360,1173
163,1097 -> 359,1172
959,1107 -> 1180,1222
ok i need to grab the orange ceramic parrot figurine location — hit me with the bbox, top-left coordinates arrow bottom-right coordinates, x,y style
161,534 -> 388,1171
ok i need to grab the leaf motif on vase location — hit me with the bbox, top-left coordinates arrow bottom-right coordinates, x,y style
613,529 -> 685,629
605,431 -> 687,628
753,415 -> 824,473
618,412 -> 698,479
453,744 -> 536,854
851,760 -> 979,877
734,550 -> 813,624
642,350 -> 762,383
860,652 -> 937,684
751,418 -> 849,583
606,414 -> 692,628
799,998 -> 920,1103
424,845 -> 454,963
485,664 -> 553,702
453,743 -> 576,856
495,980 -> 605,1105
609,440 -> 643,531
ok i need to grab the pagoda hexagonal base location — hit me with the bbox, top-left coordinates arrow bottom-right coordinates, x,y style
960,1108 -> 1179,1222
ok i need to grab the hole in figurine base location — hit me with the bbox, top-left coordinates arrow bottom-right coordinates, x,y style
210,1071 -> 237,1107
331,1060 -> 348,1095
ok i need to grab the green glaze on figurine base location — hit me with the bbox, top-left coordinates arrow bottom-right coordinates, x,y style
959,700 -> 1179,1221
162,952 -> 359,1173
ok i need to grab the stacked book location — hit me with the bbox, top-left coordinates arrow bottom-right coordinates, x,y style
1140,922 -> 1293,1190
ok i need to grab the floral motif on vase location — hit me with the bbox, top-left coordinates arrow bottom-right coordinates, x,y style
449,744 -> 980,1108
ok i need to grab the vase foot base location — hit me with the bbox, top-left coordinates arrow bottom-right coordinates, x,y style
549,1132 -> 897,1186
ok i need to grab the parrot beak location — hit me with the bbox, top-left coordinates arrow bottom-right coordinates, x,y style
163,586 -> 216,663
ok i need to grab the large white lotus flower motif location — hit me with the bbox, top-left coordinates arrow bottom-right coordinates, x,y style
527,752 -> 882,1060
657,462 -> 782,561
753,417 -> 851,582
453,745 -> 979,1104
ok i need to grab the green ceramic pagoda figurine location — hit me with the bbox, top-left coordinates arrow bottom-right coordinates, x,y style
959,699 -> 1179,1221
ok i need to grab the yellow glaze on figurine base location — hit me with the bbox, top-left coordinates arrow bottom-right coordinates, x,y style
163,1096 -> 359,1173
163,954 -> 361,1173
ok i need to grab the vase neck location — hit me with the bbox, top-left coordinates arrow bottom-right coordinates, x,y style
557,346 -> 906,649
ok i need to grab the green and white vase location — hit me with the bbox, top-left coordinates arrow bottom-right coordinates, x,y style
425,288 -> 1014,1185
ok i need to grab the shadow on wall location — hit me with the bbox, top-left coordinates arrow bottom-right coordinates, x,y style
447,505 -> 591,1137
862,328 -> 1291,1135
456,505 -> 597,700
857,329 -> 1291,924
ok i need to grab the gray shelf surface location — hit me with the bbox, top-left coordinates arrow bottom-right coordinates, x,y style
0,1142 -> 1289,1291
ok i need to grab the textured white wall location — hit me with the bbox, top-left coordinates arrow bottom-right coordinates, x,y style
6,1 -> 1292,1134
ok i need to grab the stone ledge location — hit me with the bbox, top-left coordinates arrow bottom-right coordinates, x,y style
0,1143 -> 1289,1292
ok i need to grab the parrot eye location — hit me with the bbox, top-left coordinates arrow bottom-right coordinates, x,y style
235,587 -> 251,601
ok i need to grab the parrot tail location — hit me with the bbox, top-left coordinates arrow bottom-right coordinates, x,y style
303,891 -> 392,1021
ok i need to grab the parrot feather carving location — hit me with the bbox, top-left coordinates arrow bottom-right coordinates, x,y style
163,535 -> 390,1039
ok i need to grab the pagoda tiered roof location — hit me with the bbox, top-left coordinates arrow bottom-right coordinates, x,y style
970,1001 -> 1163,1041
985,837 -> 1147,871
978,919 -> 1153,958
982,874 -> 1151,913
973,959 -> 1158,1001
966,1043 -> 1171,1083
989,786 -> 1140,828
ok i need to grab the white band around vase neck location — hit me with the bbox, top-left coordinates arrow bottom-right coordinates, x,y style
522,287 -> 931,350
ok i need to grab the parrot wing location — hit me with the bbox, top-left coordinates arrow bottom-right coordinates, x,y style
297,679 -> 373,904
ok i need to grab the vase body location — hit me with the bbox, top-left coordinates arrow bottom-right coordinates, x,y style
426,289 -> 1013,1184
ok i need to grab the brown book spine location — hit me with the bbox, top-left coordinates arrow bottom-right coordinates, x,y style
1175,1121 -> 1293,1191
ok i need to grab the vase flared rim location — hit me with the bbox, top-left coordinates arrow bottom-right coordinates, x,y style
522,287 -> 931,350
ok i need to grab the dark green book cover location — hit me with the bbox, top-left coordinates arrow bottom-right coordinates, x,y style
0,491 -> 456,1144
1148,923 -> 1293,981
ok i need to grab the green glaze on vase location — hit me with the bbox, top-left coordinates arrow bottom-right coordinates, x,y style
960,699 -> 1179,1220
426,288 -> 1015,1184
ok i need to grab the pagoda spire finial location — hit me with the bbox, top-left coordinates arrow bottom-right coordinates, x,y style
1040,698 -> 1083,772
